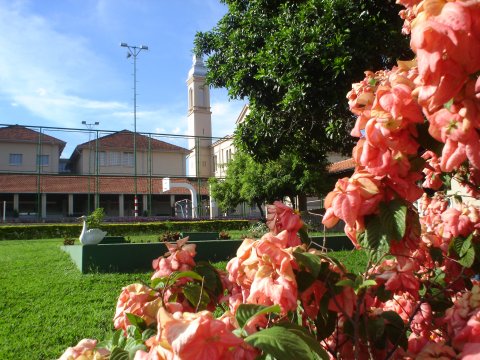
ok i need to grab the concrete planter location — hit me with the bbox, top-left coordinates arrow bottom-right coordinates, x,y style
309,235 -> 354,251
62,239 -> 243,274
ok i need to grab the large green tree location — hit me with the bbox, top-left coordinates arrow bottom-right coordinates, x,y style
195,0 -> 411,163
209,151 -> 333,217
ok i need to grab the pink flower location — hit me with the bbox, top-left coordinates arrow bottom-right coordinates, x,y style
322,170 -> 382,229
247,265 -> 298,313
410,2 -> 480,111
376,260 -> 420,294
155,307 -> 246,360
58,339 -> 109,360
452,309 -> 480,351
266,201 -> 303,246
300,280 -> 326,319
440,208 -> 473,239
460,343 -> 480,360
113,283 -> 161,331
152,237 -> 196,280
414,341 -> 456,360
422,151 -> 443,189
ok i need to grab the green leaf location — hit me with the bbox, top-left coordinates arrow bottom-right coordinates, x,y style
298,225 -> 311,245
379,200 -> 407,242
275,323 -> 329,360
124,338 -> 147,359
194,263 -> 224,297
109,329 -> 123,348
444,98 -> 454,110
296,271 -> 316,292
183,282 -> 210,310
381,311 -> 404,330
126,313 -> 147,331
362,279 -> 377,287
315,310 -> 337,340
381,311 -> 407,350
245,326 -> 321,360
356,279 -> 377,294
293,250 -> 322,278
236,304 -> 281,329
141,328 -> 156,341
368,317 -> 385,342
452,237 -> 464,257
126,325 -> 142,341
452,235 -> 475,268
171,270 -> 204,282
110,347 -> 130,360
459,245 -> 475,268
375,285 -> 392,302
385,324 -> 408,350
460,235 -> 473,257
363,216 -> 388,254
429,247 -> 443,265
151,277 -> 168,289
335,279 -> 355,288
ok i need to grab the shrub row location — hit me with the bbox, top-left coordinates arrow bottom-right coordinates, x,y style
0,220 -> 251,240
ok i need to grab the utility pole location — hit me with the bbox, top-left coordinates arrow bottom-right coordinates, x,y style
120,42 -> 148,217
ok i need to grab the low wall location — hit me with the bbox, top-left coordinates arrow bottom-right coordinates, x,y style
62,239 -> 243,274
309,235 -> 354,251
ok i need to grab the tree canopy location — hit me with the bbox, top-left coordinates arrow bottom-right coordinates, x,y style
194,0 -> 412,163
209,151 -> 334,217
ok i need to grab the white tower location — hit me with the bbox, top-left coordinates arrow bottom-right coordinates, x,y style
186,55 -> 212,177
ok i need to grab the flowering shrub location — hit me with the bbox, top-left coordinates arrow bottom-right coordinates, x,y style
59,1 -> 480,359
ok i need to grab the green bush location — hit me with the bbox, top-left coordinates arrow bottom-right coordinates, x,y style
86,208 -> 105,229
0,220 -> 251,240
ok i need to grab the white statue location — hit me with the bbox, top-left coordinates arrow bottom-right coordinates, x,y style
78,215 -> 107,245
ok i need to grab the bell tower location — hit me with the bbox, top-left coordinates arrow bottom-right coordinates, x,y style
186,55 -> 212,177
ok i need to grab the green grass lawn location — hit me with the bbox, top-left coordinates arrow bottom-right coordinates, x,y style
0,237 -> 366,359
0,239 -> 151,360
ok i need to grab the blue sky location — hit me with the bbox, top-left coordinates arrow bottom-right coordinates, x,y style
0,0 -> 246,157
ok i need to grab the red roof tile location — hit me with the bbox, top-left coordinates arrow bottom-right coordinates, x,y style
0,125 -> 66,152
74,130 -> 189,154
0,174 -> 208,195
327,158 -> 355,174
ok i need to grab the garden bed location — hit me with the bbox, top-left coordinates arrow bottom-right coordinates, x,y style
62,240 -> 243,273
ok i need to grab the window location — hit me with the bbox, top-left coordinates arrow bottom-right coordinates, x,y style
188,88 -> 193,110
213,155 -> 217,172
202,160 -> 206,167
109,152 -> 121,166
36,155 -> 49,166
226,149 -> 232,163
99,152 -> 106,166
122,152 -> 134,167
9,153 -> 22,166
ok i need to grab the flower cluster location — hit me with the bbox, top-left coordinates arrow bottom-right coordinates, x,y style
60,1 -> 480,359
58,339 -> 108,360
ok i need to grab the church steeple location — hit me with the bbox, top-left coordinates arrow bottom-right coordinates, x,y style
186,55 -> 212,177
188,54 -> 207,77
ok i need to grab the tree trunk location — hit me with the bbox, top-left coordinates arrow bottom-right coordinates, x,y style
256,201 -> 265,220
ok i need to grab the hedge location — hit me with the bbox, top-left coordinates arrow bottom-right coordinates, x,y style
0,220 -> 251,240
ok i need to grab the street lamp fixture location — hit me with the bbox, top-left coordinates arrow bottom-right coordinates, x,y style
120,42 -> 148,217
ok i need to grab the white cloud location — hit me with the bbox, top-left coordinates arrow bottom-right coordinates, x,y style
0,0 -> 124,127
210,99 -> 246,138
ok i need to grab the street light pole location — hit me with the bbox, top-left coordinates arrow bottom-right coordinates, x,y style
120,42 -> 148,218
82,121 -> 99,214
